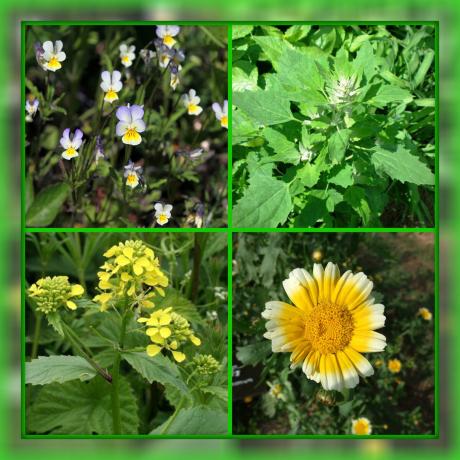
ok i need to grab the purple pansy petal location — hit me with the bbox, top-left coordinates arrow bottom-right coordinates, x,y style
116,106 -> 132,123
132,119 -> 146,133
129,104 -> 144,121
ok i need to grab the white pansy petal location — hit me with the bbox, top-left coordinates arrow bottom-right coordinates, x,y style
163,204 -> 173,213
132,119 -> 146,133
56,52 -> 66,62
116,121 -> 130,136
54,40 -> 63,53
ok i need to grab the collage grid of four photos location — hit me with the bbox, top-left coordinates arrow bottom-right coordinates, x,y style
22,21 -> 438,438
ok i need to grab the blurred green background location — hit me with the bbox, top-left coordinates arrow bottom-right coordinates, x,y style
1,0 -> 458,457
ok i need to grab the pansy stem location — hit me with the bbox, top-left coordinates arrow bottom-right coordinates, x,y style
111,305 -> 130,434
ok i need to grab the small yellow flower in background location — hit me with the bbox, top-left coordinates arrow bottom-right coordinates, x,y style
312,249 -> 323,262
418,307 -> 432,321
351,417 -> 372,435
212,100 -> 228,129
100,70 -> 123,103
374,358 -> 383,368
182,89 -> 203,116
263,262 -> 386,391
92,240 -> 168,312
40,40 -> 66,71
268,382 -> 284,399
119,43 -> 136,68
60,128 -> 83,160
138,308 -> 201,362
388,358 -> 402,374
156,25 -> 180,49
154,203 -> 173,226
28,276 -> 84,314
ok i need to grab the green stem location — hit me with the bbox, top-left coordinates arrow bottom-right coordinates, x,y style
111,306 -> 130,434
62,322 -> 112,382
188,233 -> 203,303
31,313 -> 43,360
161,396 -> 185,435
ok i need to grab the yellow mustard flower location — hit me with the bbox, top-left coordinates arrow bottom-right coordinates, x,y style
138,308 -> 201,362
418,307 -> 432,321
388,358 -> 402,374
28,276 -> 84,314
263,262 -> 386,391
352,417 -> 372,435
92,240 -> 168,311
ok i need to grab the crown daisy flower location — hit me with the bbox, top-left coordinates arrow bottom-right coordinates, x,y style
41,40 -> 66,72
124,160 -> 142,189
25,98 -> 39,122
418,307 -> 432,321
351,417 -> 372,435
154,203 -> 173,226
182,89 -> 203,116
100,70 -> 123,103
387,358 -> 402,374
156,25 -> 180,49
116,104 -> 145,146
119,44 -> 136,68
262,262 -> 386,391
212,100 -> 228,129
60,128 -> 83,160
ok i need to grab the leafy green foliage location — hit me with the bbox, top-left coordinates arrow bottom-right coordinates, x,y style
26,233 -> 228,435
232,25 -> 435,227
26,183 -> 70,227
233,233 -> 434,435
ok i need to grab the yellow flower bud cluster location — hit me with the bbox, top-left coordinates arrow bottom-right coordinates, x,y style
138,307 -> 201,363
192,354 -> 220,376
28,276 -> 84,314
93,240 -> 168,311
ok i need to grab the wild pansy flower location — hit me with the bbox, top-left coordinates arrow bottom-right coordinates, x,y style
182,89 -> 203,116
156,25 -> 180,49
212,100 -> 228,129
100,70 -> 123,103
41,40 -> 66,72
116,104 -> 145,146
119,44 -> 136,68
154,203 -> 173,226
60,128 -> 83,160
94,136 -> 105,163
28,276 -> 84,314
25,98 -> 39,122
140,49 -> 156,66
124,160 -> 142,189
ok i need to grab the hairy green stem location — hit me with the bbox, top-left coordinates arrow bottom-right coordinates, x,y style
31,313 -> 43,360
111,306 -> 130,434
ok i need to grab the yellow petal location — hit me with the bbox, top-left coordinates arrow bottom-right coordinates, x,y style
66,300 -> 77,310
97,271 -> 111,281
172,351 -> 186,362
133,263 -> 143,276
159,327 -> 171,338
123,247 -> 134,259
190,335 -> 201,346
70,284 -> 84,296
121,272 -> 132,282
140,299 -> 155,308
146,327 -> 159,336
159,314 -> 171,325
115,255 -> 130,266
146,344 -> 162,357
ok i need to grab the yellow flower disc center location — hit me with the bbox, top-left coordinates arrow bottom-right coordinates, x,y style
304,301 -> 354,354
220,115 -> 228,128
354,420 -> 370,435
47,56 -> 61,69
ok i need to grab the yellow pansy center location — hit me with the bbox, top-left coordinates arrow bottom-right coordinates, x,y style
105,89 -> 118,102
157,213 -> 168,225
187,103 -> 200,114
65,147 -> 78,158
126,173 -> 138,187
220,115 -> 228,128
122,55 -> 130,64
47,56 -> 61,70
304,301 -> 354,354
122,129 -> 141,144
163,35 -> 176,47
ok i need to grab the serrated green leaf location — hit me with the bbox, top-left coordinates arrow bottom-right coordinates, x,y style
236,341 -> 272,366
26,183 -> 70,227
329,164 -> 354,188
233,25 -> 253,40
296,162 -> 322,188
372,145 -> 434,185
122,351 -> 189,395
260,126 -> 300,164
201,385 -> 228,402
26,355 -> 97,385
233,61 -> 258,92
371,85 -> 413,105
294,196 -> 329,227
328,129 -> 350,164
233,174 -> 292,228
233,87 -> 293,126
155,288 -> 200,322
284,25 -> 311,42
28,376 -> 138,434
150,407 -> 227,435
